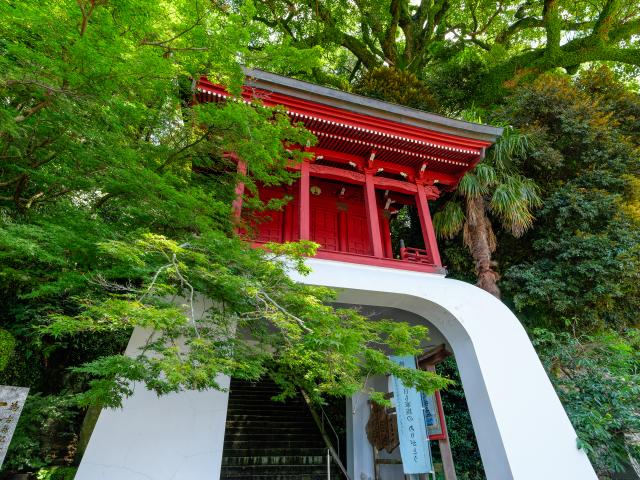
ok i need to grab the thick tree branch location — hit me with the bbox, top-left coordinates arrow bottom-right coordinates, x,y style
298,0 -> 380,69
382,0 -> 402,65
0,176 -> 23,188
609,18 -> 640,42
496,17 -> 542,45
592,0 -> 622,40
340,34 -> 381,69
484,36 -> 640,104
542,0 -> 561,56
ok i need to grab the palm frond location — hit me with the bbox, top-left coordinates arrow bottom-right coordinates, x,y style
517,176 -> 543,208
474,163 -> 497,188
433,200 -> 465,239
488,126 -> 537,171
458,172 -> 488,198
459,107 -> 485,124
490,174 -> 541,236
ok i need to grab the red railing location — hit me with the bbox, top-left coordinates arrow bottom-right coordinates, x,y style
400,247 -> 432,265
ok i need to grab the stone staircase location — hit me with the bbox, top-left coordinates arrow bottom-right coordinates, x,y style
220,378 -> 345,480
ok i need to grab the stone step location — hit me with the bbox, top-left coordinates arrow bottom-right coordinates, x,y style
224,427 -> 316,436
222,448 -> 327,458
227,386 -> 283,394
225,413 -> 316,421
227,403 -> 307,414
228,386 -> 287,393
229,398 -> 308,410
224,440 -> 325,450
224,431 -> 321,438
222,454 -> 326,466
221,464 -> 339,476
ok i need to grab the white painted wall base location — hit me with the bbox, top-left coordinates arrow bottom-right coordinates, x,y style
74,382 -> 229,480
75,326 -> 230,480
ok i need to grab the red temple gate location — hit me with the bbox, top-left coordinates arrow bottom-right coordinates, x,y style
196,70 -> 496,274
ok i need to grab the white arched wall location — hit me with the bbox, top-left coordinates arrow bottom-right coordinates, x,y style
293,258 -> 597,480
75,258 -> 597,480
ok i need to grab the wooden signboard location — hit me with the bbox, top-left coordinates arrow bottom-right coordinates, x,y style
0,386 -> 29,468
366,401 -> 399,453
424,391 -> 447,441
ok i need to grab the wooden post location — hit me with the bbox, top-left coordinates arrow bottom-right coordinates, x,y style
438,437 -> 457,480
231,159 -> 246,220
299,160 -> 311,240
364,170 -> 384,257
338,208 -> 348,252
425,364 -> 457,480
283,191 -> 295,242
415,182 -> 442,267
380,211 -> 393,258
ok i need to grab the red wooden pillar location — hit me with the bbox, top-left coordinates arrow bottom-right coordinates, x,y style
283,185 -> 295,242
364,170 -> 384,257
232,159 -> 247,220
299,160 -> 311,240
380,211 -> 393,258
415,182 -> 442,267
338,207 -> 348,252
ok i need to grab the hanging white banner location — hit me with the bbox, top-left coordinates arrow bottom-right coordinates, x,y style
389,356 -> 434,475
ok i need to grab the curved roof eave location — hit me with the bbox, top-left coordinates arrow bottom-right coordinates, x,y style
243,68 -> 503,145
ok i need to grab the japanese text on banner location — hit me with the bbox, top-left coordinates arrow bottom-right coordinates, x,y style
389,356 -> 433,475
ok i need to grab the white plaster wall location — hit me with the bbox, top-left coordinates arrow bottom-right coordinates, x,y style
74,378 -> 229,480
294,258 -> 597,480
346,376 -> 382,480
76,298 -> 231,480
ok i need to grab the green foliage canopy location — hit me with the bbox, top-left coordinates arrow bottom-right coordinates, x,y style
254,0 -> 640,102
501,70 -> 640,330
0,0 -> 450,472
532,328 -> 640,474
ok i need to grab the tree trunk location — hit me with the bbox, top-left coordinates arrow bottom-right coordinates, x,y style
464,196 -> 501,298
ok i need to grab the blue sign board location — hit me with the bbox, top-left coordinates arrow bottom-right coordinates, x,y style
422,392 -> 437,427
389,356 -> 434,474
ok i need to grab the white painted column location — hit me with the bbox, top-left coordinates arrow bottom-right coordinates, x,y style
76,301 -> 231,480
75,376 -> 230,480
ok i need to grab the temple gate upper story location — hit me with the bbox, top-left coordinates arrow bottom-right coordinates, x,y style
196,69 -> 502,274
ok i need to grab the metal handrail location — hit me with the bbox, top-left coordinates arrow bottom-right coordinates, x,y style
301,390 -> 352,480
320,404 -> 340,460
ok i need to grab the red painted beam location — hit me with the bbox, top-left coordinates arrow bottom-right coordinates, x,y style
372,175 -> 418,195
313,250 -> 443,274
309,163 -> 366,184
303,162 -> 422,197
309,147 -> 365,169
312,147 -> 460,187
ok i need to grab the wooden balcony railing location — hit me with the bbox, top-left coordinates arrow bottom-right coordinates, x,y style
400,247 -> 432,265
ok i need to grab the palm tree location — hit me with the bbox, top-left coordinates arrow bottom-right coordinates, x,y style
433,127 -> 541,298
